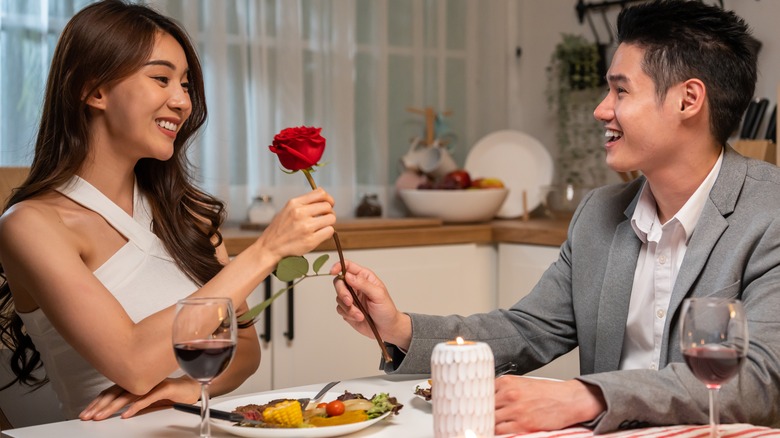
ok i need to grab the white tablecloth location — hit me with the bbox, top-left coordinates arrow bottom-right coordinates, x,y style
3,374 -> 779,438
512,424 -> 780,437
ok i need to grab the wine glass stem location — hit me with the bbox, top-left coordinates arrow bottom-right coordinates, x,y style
200,383 -> 211,438
708,386 -> 720,438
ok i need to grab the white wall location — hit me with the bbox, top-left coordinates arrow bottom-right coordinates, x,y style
508,0 -> 780,166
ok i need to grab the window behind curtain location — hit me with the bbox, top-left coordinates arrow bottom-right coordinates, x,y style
1,0 -> 503,220
355,0 -> 471,201
0,1 -> 95,166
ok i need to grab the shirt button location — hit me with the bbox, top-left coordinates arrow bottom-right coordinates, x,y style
656,309 -> 665,318
658,254 -> 667,264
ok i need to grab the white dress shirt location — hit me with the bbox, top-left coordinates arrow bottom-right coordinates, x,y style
619,151 -> 723,370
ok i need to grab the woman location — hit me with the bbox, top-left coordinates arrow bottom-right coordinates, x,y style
0,0 -> 335,421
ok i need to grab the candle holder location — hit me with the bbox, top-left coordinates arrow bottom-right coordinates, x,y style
431,337 -> 495,438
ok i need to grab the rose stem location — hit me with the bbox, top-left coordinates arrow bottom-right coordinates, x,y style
302,170 -> 392,362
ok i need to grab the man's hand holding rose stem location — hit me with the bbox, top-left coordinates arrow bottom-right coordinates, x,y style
240,126 -> 392,362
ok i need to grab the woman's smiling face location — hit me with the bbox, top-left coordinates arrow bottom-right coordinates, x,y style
593,43 -> 686,178
95,32 -> 192,162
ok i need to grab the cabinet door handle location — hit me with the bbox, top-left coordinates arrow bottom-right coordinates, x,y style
260,277 -> 272,342
284,281 -> 294,341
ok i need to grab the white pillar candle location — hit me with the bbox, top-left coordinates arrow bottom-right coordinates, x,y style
431,337 -> 495,438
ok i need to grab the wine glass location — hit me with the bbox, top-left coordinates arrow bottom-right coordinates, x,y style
679,297 -> 748,438
173,297 -> 237,438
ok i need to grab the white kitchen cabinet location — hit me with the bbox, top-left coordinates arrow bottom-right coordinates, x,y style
230,243 -> 496,395
497,243 -> 580,380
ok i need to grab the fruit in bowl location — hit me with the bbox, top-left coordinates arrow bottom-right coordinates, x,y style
399,187 -> 508,223
417,169 -> 503,191
441,169 -> 472,189
471,177 -> 505,189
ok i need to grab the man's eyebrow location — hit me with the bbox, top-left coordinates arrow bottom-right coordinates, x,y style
607,73 -> 629,83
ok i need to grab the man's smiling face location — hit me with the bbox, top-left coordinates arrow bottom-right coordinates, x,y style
593,43 -> 686,178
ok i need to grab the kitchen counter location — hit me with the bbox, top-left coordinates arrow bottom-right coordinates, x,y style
222,215 -> 570,256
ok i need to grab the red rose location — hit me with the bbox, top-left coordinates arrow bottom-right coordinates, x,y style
268,126 -> 326,171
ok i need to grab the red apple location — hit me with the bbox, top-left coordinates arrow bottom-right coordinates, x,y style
442,169 -> 472,189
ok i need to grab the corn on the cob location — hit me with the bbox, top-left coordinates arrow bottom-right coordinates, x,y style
262,400 -> 303,427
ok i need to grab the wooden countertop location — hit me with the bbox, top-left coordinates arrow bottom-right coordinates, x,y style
223,215 -> 570,256
490,216 -> 570,247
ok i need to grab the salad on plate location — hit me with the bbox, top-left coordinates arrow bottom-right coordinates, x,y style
231,391 -> 402,429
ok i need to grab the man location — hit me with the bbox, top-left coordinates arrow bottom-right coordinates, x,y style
332,0 -> 780,434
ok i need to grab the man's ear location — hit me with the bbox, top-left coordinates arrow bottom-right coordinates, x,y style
678,78 -> 706,119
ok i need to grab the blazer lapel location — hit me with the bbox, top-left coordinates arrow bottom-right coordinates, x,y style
594,212 -> 642,372
661,146 -> 744,363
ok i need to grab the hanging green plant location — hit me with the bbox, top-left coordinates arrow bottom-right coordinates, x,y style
549,34 -> 601,92
546,34 -> 608,188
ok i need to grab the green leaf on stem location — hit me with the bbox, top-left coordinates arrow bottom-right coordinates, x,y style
239,254 -> 331,325
274,256 -> 309,282
312,254 -> 330,274
238,285 -> 289,323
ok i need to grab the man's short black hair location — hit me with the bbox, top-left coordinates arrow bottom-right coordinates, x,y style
617,0 -> 757,144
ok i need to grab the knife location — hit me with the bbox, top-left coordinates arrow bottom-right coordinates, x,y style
740,99 -> 759,139
747,98 -> 769,139
765,104 -> 776,142
172,402 -> 245,422
494,361 -> 519,377
173,390 -> 325,425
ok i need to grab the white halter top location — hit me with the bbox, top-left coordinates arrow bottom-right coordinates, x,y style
18,176 -> 198,418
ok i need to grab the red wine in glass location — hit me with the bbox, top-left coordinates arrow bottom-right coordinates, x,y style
679,298 -> 748,438
173,297 -> 237,438
683,345 -> 744,387
174,339 -> 237,382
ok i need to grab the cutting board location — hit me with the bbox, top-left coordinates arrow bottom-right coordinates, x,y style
239,217 -> 443,232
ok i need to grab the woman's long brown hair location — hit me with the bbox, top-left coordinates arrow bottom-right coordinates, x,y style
0,0 -> 225,389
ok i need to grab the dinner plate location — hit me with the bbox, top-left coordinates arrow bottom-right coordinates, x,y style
209,391 -> 392,438
464,130 -> 554,218
412,375 -> 561,404
412,380 -> 431,403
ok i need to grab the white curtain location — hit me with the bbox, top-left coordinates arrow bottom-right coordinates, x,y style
152,0 -> 358,221
0,1 -> 94,166
1,0 -> 512,221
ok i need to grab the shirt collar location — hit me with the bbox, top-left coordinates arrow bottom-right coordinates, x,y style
631,149 -> 724,243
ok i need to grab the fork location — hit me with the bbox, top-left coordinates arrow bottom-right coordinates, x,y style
298,380 -> 340,410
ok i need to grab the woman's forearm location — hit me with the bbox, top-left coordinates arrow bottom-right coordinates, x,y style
209,325 -> 262,397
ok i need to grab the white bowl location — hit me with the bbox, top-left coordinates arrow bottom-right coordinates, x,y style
399,188 -> 509,223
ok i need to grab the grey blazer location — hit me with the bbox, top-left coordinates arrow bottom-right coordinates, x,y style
386,146 -> 780,433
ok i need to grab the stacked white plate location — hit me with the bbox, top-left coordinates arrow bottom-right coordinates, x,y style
464,130 -> 554,218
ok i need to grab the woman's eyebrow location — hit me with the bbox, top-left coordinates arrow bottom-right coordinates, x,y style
145,59 -> 189,76
145,59 -> 176,69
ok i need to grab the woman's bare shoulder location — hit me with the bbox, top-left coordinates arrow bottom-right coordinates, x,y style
1,196 -> 62,229
0,193 -> 91,249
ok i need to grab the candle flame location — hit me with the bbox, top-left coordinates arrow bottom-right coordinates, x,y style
456,336 -> 465,345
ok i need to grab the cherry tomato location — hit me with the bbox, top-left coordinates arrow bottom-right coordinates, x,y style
316,402 -> 327,409
325,400 -> 345,417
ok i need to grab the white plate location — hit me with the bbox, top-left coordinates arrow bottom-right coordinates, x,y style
412,375 -> 561,405
465,130 -> 554,218
210,391 -> 392,438
412,380 -> 431,403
